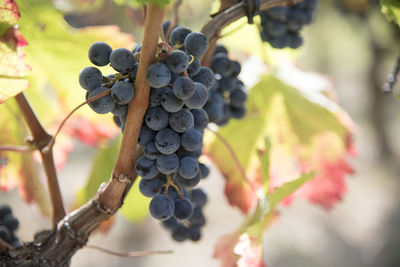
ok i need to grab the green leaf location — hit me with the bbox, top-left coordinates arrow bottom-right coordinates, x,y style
0,0 -> 30,103
257,137 -> 271,194
380,0 -> 400,27
17,0 -> 134,124
75,138 -> 149,223
268,172 -> 314,209
207,73 -> 353,213
75,138 -> 121,205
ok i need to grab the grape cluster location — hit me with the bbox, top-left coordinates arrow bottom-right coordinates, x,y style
259,0 -> 318,49
204,45 -> 247,126
136,25 -> 214,242
0,205 -> 20,247
79,41 -> 136,124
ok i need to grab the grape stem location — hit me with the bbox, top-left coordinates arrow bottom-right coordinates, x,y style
14,93 -> 66,227
43,89 -> 112,153
163,174 -> 182,197
85,244 -> 173,258
0,145 -> 34,153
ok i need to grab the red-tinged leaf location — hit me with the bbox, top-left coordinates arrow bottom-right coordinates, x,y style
0,0 -> 31,102
0,101 -> 50,215
214,230 -> 242,267
234,233 -> 266,267
65,117 -> 117,147
207,72 -> 355,213
0,0 -> 20,34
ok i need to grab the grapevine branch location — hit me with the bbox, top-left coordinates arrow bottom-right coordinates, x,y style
14,93 -> 66,227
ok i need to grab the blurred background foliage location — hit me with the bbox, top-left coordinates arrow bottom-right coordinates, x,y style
2,0 -> 400,266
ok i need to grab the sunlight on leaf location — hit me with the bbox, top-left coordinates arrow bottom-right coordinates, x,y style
380,0 -> 400,27
206,73 -> 355,213
0,0 -> 30,102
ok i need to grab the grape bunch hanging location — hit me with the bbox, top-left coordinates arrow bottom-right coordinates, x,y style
259,0 -> 319,49
204,44 -> 247,126
78,19 -> 249,242
0,205 -> 20,247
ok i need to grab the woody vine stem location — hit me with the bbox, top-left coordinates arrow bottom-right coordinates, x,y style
0,0 -> 299,265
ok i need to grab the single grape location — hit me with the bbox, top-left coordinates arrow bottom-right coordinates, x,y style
203,100 -> 224,123
155,128 -> 181,155
214,45 -> 228,55
166,50 -> 189,74
231,61 -> 241,77
184,32 -> 208,57
199,163 -> 210,179
231,106 -> 246,119
156,153 -> 179,174
189,227 -> 201,241
109,48 -> 136,74
144,142 -> 161,160
178,157 -> 199,179
144,106 -> 169,131
190,188 -> 207,207
161,87 -> 184,112
211,53 -> 233,77
146,63 -> 171,88
174,198 -> 193,220
79,67 -> 102,90
181,129 -> 203,152
162,216 -> 180,231
192,67 -> 215,90
190,109 -> 209,131
184,82 -> 208,109
149,195 -> 175,220
111,104 -> 128,117
149,87 -> 164,107
139,177 -> 163,197
170,26 -> 192,45
138,125 -> 156,146
111,80 -> 135,105
88,41 -> 112,66
136,156 -> 159,179
2,214 -> 19,232
189,207 -> 206,227
187,56 -> 201,77
229,88 -> 247,108
176,147 -> 202,159
173,76 -> 195,100
87,86 -> 115,114
0,205 -> 12,218
171,224 -> 189,242
175,172 -> 200,189
169,109 -> 194,133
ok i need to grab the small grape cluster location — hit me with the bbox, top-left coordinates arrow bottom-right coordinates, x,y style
79,41 -> 137,124
0,205 -> 20,247
204,45 -> 247,126
259,0 -> 318,49
136,24 -> 214,242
